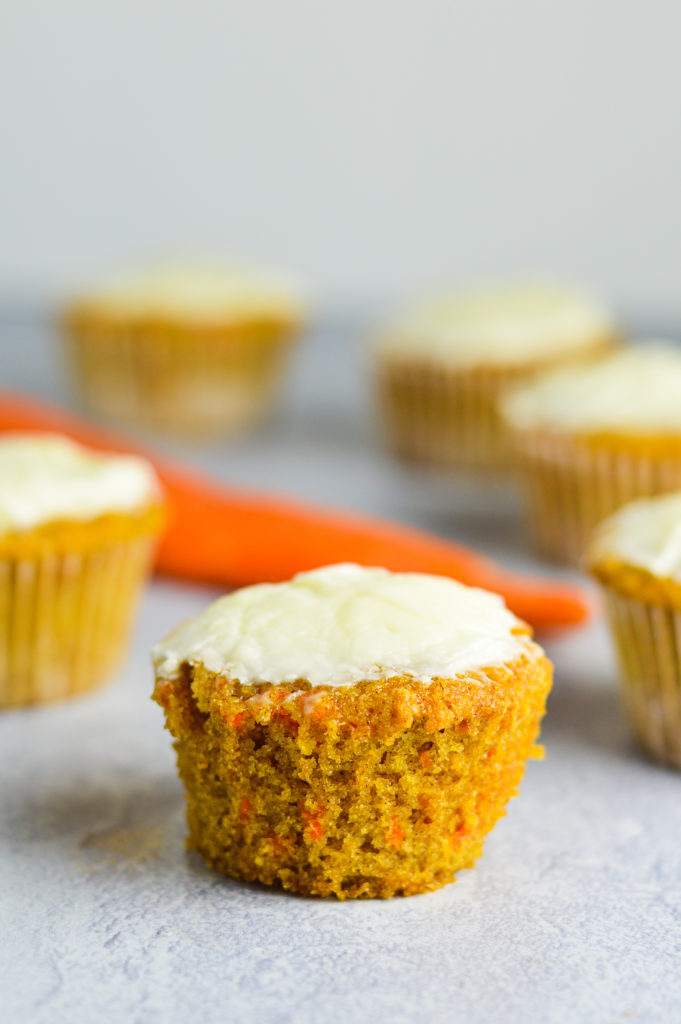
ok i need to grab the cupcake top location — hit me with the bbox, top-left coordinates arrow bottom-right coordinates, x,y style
376,282 -> 615,368
68,263 -> 306,324
0,434 -> 160,533
587,491 -> 681,582
152,563 -> 532,687
502,343 -> 681,435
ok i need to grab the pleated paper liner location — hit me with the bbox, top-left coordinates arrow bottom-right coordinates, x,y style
376,338 -> 619,473
376,359 -> 527,471
0,536 -> 155,708
63,318 -> 300,439
601,585 -> 681,769
512,431 -> 681,565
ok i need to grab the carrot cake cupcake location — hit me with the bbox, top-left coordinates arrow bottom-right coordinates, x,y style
152,563 -> 552,899
502,343 -> 681,565
61,263 -> 307,438
374,281 -> 617,471
586,491 -> 681,769
0,433 -> 163,708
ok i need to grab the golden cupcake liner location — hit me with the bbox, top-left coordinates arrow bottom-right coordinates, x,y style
0,536 -> 155,708
375,337 -> 619,473
376,359 -> 525,471
601,585 -> 681,769
513,432 -> 681,564
64,322 -> 298,439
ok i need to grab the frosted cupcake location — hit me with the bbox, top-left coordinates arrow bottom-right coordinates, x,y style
0,434 -> 163,707
586,492 -> 681,769
502,343 -> 681,564
61,263 -> 307,438
374,282 -> 617,471
152,564 -> 552,899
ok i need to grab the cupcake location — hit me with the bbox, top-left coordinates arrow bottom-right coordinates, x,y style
502,343 -> 681,565
374,282 -> 617,471
586,492 -> 681,769
0,434 -> 163,708
61,263 -> 306,438
152,563 -> 552,899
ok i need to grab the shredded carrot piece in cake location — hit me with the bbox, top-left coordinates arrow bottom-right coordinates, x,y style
387,819 -> 405,848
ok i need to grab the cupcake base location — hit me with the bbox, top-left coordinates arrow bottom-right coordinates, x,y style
601,586 -> 681,769
154,650 -> 551,899
513,432 -> 681,565
0,535 -> 156,708
376,360 -> 523,471
63,318 -> 299,439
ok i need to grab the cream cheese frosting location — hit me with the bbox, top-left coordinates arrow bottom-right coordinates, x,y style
72,263 -> 306,323
152,563 -> 531,688
502,342 -> 681,434
588,492 -> 681,582
375,282 -> 615,368
0,434 -> 160,533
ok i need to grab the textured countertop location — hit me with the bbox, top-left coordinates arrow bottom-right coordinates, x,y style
2,311 -> 680,1023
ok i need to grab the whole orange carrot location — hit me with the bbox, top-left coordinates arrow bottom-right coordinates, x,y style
0,392 -> 591,628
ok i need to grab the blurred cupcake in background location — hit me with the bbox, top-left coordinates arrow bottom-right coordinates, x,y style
0,434 -> 163,708
586,491 -> 681,769
61,263 -> 307,439
373,282 -> 618,471
502,343 -> 681,565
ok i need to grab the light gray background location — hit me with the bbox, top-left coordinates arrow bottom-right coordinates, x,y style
3,1 -> 681,315
1,312 -> 680,1023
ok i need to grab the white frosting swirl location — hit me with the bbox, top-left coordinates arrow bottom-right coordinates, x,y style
0,434 -> 160,533
503,343 -> 681,434
152,563 -> 532,688
589,492 -> 681,582
72,263 -> 306,323
376,282 -> 615,367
